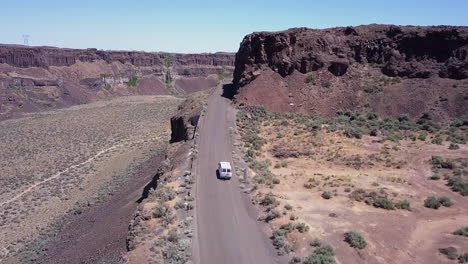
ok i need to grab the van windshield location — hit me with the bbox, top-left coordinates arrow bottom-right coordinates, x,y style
227,169 -> 231,172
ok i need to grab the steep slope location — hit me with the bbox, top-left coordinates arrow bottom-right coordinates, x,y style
232,25 -> 468,120
0,45 -> 235,120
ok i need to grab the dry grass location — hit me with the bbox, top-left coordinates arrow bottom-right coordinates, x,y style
0,95 -> 182,259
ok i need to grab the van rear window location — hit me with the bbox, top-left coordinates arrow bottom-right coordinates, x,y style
227,169 -> 231,172
222,169 -> 227,172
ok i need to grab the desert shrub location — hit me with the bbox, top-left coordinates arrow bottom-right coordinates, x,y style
303,245 -> 336,264
103,83 -> 111,90
245,132 -> 267,150
363,85 -> 382,94
272,178 -> 281,184
344,231 -> 367,249
418,131 -> 428,141
453,226 -> 468,237
153,203 -> 175,225
295,223 -> 310,233
152,186 -> 176,202
305,75 -> 315,84
424,196 -> 441,209
280,223 -> 295,232
429,174 -> 441,180
310,238 -> 322,247
373,198 -> 395,210
125,76 -> 139,87
395,200 -> 411,211
284,204 -> 293,210
384,132 -> 404,142
323,81 -> 332,88
446,176 -> 468,196
265,209 -> 281,222
438,197 -> 453,207
321,191 -> 332,200
271,228 -> 293,255
449,143 -> 460,150
344,126 -> 363,139
439,247 -> 459,260
430,156 -> 454,169
290,256 -> 301,263
431,136 -> 443,145
459,253 -> 468,263
261,193 -> 278,206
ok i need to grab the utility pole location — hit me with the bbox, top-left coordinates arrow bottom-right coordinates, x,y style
22,34 -> 30,46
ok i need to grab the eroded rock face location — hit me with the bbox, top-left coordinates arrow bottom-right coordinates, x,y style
231,25 -> 468,120
0,45 -> 235,68
233,25 -> 468,87
170,96 -> 205,143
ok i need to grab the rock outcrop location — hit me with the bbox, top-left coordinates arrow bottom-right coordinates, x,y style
234,25 -> 468,87
232,25 -> 468,120
170,93 -> 208,142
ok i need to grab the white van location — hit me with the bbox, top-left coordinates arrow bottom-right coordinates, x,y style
218,161 -> 232,180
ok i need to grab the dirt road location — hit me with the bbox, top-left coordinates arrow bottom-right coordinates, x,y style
192,86 -> 281,264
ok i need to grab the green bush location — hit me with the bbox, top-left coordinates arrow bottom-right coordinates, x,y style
453,226 -> 468,237
310,238 -> 322,247
344,231 -> 367,249
431,136 -> 443,145
459,253 -> 468,263
103,83 -> 111,90
125,76 -> 139,87
418,131 -> 428,141
322,81 -> 332,88
261,193 -> 278,206
424,196 -> 441,209
438,197 -> 453,207
344,126 -> 363,139
395,200 -> 411,211
429,174 -> 441,180
305,75 -> 315,84
284,204 -> 293,210
373,198 -> 395,210
265,209 -> 281,222
295,223 -> 310,233
446,176 -> 468,196
449,143 -> 460,150
303,245 -> 336,264
271,227 -> 293,255
321,191 -> 332,200
363,85 -> 382,94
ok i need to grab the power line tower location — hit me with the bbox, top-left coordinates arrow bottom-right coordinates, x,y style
22,34 -> 30,46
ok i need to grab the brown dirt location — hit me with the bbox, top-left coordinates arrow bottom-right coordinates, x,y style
244,120 -> 468,263
36,152 -> 166,264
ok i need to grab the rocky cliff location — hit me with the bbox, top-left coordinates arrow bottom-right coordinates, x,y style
232,24 -> 468,119
0,45 -> 235,68
0,45 -> 234,120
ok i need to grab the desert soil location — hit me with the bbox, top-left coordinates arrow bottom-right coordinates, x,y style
0,95 -> 182,263
245,119 -> 468,264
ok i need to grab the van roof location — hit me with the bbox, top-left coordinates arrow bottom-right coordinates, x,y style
219,161 -> 231,169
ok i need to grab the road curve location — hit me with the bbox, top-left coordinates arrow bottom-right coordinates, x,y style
192,85 -> 282,264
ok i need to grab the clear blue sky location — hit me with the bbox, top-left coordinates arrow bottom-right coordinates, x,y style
1,0 -> 467,53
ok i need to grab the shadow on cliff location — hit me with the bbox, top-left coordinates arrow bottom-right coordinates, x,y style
221,83 -> 236,99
